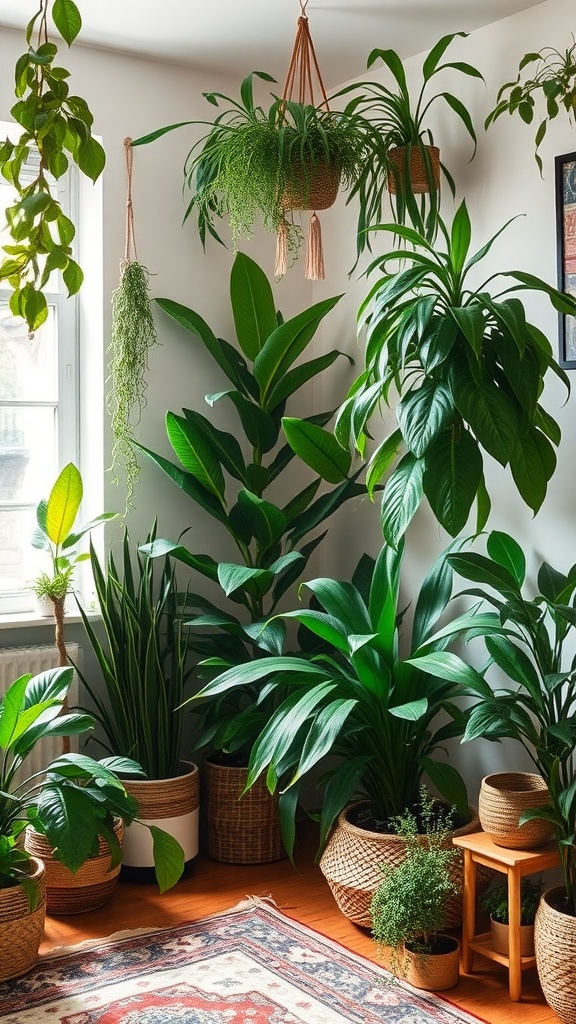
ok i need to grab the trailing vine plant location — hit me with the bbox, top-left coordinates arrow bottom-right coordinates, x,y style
0,0 -> 105,333
108,139 -> 158,510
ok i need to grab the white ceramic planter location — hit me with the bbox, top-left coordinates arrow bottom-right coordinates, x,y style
122,761 -> 199,869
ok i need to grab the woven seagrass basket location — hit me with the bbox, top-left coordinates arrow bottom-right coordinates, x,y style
202,758 -> 286,864
403,935 -> 460,991
387,144 -> 440,195
535,887 -> 576,1024
282,161 -> 341,211
479,772 -> 554,849
25,819 -> 124,915
320,800 -> 489,929
122,761 -> 200,869
0,857 -> 46,982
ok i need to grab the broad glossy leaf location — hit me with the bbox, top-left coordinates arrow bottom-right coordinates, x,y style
484,635 -> 541,701
140,538 -> 218,582
166,412 -> 225,500
253,295 -> 341,402
136,443 -> 227,524
450,198 -> 472,273
287,472 -> 365,546
420,758 -> 469,820
182,408 -> 246,483
52,0 -> 82,44
389,698 -> 428,720
510,428 -> 556,513
449,305 -> 486,359
398,382 -> 454,458
193,656 -> 326,701
217,562 -> 274,597
237,491 -> 287,552
279,609 -> 349,653
290,699 -> 357,784
207,391 -> 278,454
366,429 -> 402,498
0,674 -> 31,747
412,539 -> 464,650
406,651 -> 491,697
150,826 -> 185,892
230,252 -> 277,361
303,578 -> 372,635
380,453 -> 424,549
451,364 -> 521,465
45,463 -> 82,545
282,418 -> 351,484
447,551 -> 520,599
156,298 -> 244,390
247,682 -> 337,786
266,350 -> 348,412
35,783 -> 99,872
423,427 -> 482,536
486,531 -> 525,586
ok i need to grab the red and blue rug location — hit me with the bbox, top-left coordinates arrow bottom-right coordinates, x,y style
0,902 -> 487,1024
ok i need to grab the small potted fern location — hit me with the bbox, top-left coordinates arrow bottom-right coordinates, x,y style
482,878 -> 543,957
370,789 -> 461,991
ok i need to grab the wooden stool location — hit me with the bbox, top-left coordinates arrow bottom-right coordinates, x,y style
453,831 -> 559,1001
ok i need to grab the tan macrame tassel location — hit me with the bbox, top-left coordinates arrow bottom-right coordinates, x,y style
275,218 -> 289,277
305,212 -> 325,280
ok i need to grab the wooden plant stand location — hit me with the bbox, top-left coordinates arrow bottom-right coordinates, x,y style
453,831 -> 559,1002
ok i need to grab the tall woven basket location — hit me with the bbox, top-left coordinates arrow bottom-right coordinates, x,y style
25,819 -> 124,915
202,758 -> 286,864
535,887 -> 576,1024
479,772 -> 554,849
387,144 -> 440,195
320,800 -> 488,928
122,761 -> 200,871
0,857 -> 46,982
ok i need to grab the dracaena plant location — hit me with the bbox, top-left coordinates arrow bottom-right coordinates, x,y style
409,530 -> 576,913
136,252 -> 363,759
323,200 -> 575,549
184,537 -> 484,859
0,0 -> 106,332
0,666 -> 184,898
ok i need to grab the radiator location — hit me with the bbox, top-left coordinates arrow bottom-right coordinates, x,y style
0,643 -> 81,782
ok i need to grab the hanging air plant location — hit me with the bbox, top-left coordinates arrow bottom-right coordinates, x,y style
107,140 -> 158,509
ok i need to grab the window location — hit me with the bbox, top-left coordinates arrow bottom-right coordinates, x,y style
0,123 -> 79,614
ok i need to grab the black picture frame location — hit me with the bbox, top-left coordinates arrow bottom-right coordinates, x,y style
555,150 -> 576,368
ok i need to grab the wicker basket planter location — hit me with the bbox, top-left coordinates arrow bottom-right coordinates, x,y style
479,772 -> 553,849
122,761 -> 199,871
0,857 -> 46,982
319,800 -> 486,928
202,757 -> 285,864
535,887 -> 576,1024
282,161 -> 341,212
387,144 -> 440,195
403,935 -> 460,991
25,819 -> 124,915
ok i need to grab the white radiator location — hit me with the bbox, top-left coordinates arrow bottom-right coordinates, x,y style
0,644 -> 81,781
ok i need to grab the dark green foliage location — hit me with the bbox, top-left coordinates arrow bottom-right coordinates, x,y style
482,877 -> 543,926
0,0 -> 105,331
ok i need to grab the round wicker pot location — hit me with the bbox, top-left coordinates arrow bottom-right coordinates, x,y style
479,772 -> 553,849
490,915 -> 535,957
122,761 -> 199,870
25,819 -> 124,915
282,161 -> 341,212
319,800 -> 486,928
0,857 -> 46,982
535,887 -> 576,1024
387,145 -> 440,195
201,758 -> 286,864
404,935 -> 460,991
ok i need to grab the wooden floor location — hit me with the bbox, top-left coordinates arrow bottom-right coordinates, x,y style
40,828 -> 558,1024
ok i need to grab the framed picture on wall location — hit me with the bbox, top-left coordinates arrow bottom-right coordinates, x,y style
555,150 -> 576,368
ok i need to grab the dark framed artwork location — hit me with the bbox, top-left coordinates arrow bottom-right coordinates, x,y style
555,151 -> 576,367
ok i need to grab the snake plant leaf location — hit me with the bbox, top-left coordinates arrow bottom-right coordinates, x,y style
150,826 -> 185,893
486,530 -> 526,586
423,427 -> 483,536
397,381 -> 454,458
380,453 -> 424,549
282,418 -> 351,484
230,252 -> 277,361
45,462 -> 82,545
166,411 -> 226,501
420,757 -> 469,820
253,295 -> 342,403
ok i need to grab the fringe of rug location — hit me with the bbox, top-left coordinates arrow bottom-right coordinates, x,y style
41,895 -> 280,960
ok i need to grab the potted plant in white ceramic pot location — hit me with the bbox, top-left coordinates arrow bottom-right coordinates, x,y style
482,878 -> 543,958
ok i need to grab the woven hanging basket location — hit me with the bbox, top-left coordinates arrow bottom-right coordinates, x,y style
201,758 -> 286,865
319,799 -> 490,929
535,887 -> 576,1024
122,761 -> 200,869
479,772 -> 554,850
25,819 -> 124,915
0,857 -> 46,982
387,144 -> 440,195
282,161 -> 341,212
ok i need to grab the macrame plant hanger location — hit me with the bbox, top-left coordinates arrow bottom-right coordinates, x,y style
275,0 -> 337,281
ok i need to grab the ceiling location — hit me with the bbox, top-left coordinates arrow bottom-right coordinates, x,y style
0,0 -> 547,88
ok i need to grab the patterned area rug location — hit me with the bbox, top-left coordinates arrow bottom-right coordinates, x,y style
0,902 -> 487,1024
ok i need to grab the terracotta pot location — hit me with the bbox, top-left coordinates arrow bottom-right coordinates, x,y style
404,934 -> 460,991
0,857 -> 46,982
25,819 -> 124,915
387,144 -> 440,195
535,887 -> 576,1024
122,760 -> 199,870
202,758 -> 285,865
479,772 -> 553,849
490,914 -> 535,957
319,800 -> 487,928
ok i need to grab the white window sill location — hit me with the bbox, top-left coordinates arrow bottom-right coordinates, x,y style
0,611 -> 100,629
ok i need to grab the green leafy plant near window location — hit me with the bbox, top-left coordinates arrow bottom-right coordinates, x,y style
370,789 -> 460,977
486,41 -> 576,173
310,200 -> 576,548
0,0 -> 105,332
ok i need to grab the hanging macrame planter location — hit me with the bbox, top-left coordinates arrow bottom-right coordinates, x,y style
108,138 -> 158,511
275,1 -> 341,281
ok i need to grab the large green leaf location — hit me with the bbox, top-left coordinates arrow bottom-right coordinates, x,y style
451,364 -> 521,465
182,409 -> 246,483
450,198 -> 472,274
140,539 -> 219,583
253,295 -> 341,402
192,656 -> 327,701
136,443 -> 228,524
247,682 -> 337,786
510,428 -> 556,513
45,463 -> 82,545
282,418 -> 351,484
423,427 -> 482,536
237,491 -> 287,553
166,412 -> 225,500
486,531 -> 526,586
290,698 -> 357,784
230,252 -> 277,361
406,651 -> 491,697
207,391 -> 278,454
380,454 -> 424,549
150,826 -> 185,893
447,551 -> 521,600
420,758 -> 469,820
0,674 -> 32,748
156,298 -> 246,391
35,783 -> 99,872
397,381 -> 454,458
484,635 -> 542,701
266,350 -> 348,412
217,563 -> 274,597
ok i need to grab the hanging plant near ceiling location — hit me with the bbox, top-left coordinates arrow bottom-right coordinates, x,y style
0,0 -> 105,333
108,138 -> 158,511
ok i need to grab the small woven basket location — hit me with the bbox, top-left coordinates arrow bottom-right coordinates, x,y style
479,772 -> 553,849
387,144 -> 440,195
320,800 -> 489,929
535,887 -> 576,1024
202,759 -> 285,864
403,936 -> 460,991
0,857 -> 46,982
124,763 -> 199,820
25,819 -> 124,915
282,161 -> 341,211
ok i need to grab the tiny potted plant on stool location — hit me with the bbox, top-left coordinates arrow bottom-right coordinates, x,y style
482,878 -> 543,958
